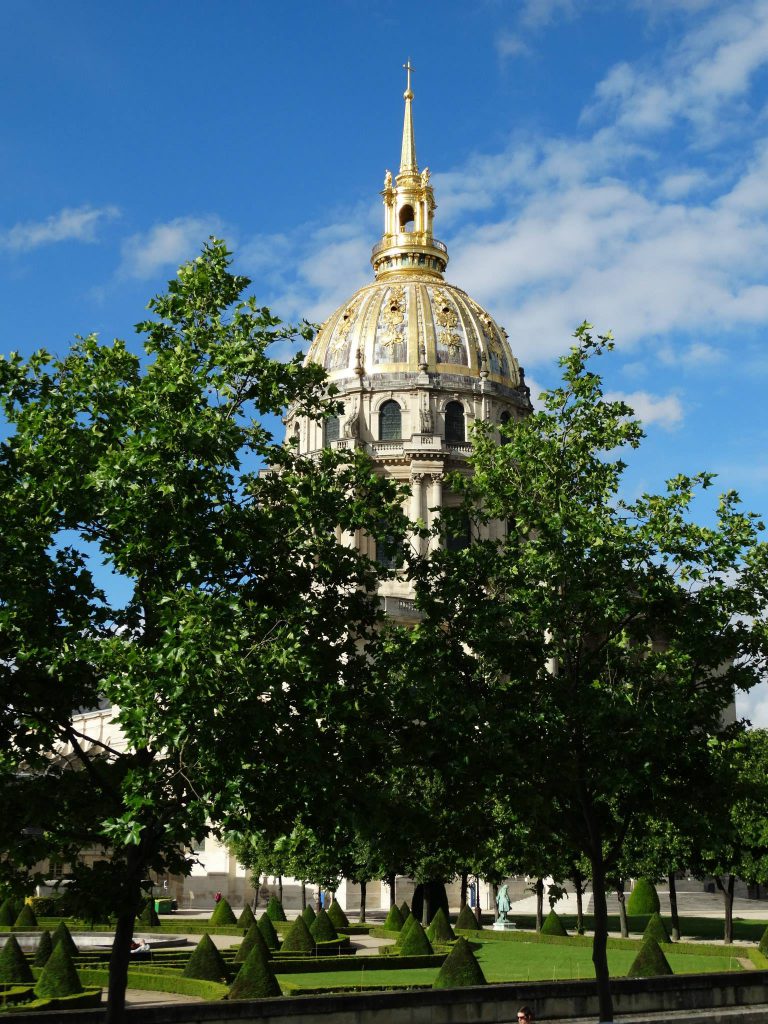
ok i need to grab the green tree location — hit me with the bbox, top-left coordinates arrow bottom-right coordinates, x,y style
408,325 -> 768,1021
0,241 -> 406,1023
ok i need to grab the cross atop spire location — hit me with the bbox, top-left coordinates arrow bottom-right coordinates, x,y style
400,59 -> 418,175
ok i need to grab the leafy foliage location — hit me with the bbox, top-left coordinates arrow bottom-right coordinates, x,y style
626,879 -> 660,916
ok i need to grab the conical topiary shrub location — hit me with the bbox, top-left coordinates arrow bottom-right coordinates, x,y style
310,908 -> 338,943
210,897 -> 237,927
138,898 -> 160,927
759,924 -> 768,958
301,904 -> 316,925
541,909 -> 568,936
455,904 -> 481,930
643,912 -> 671,944
34,941 -> 83,997
384,904 -> 405,931
399,900 -> 410,920
327,900 -> 349,930
398,918 -> 434,956
627,937 -> 672,977
0,898 -> 14,927
0,934 -> 34,983
51,921 -> 78,957
266,896 -> 286,922
257,912 -> 280,951
281,916 -> 315,954
229,941 -> 281,999
433,936 -> 486,988
235,920 -> 271,964
427,906 -> 456,943
396,912 -> 418,945
237,904 -> 256,930
183,933 -> 230,983
34,930 -> 53,967
627,878 -> 661,916
14,903 -> 38,928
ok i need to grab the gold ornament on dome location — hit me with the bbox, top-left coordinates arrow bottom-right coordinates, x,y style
326,296 -> 362,370
434,288 -> 466,364
376,285 -> 407,361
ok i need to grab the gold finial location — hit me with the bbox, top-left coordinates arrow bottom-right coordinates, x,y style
403,59 -> 415,99
400,59 -> 418,175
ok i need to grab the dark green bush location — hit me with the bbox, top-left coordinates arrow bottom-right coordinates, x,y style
759,924 -> 768,957
399,900 -> 410,920
643,912 -> 671,944
13,904 -> 37,928
210,898 -> 237,927
396,912 -> 417,945
541,910 -> 568,936
398,918 -> 433,956
34,930 -> 53,967
229,942 -> 281,999
266,896 -> 286,922
0,899 -> 14,927
627,937 -> 672,977
455,905 -> 480,931
51,921 -> 79,957
0,934 -> 34,983
309,909 -> 338,943
235,921 -> 269,964
34,941 -> 83,997
326,900 -> 349,930
433,936 -> 486,988
183,933 -> 230,983
384,904 -> 404,931
281,917 -> 315,954
257,912 -> 280,951
427,906 -> 456,943
138,898 -> 160,927
301,904 -> 316,925
28,896 -> 66,918
626,879 -> 660,916
237,904 -> 256,930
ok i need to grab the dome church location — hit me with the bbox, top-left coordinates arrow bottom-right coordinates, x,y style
287,64 -> 531,618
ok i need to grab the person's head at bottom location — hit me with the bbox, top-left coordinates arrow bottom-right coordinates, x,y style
517,1008 -> 534,1023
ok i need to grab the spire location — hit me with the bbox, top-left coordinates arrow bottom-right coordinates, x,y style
400,60 -> 418,176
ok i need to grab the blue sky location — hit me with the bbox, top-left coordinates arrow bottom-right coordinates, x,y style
2,0 -> 768,722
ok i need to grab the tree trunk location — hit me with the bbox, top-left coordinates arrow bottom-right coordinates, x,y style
387,872 -> 396,907
301,881 -> 306,910
535,877 -> 544,931
715,874 -> 735,944
278,875 -> 283,904
460,870 -> 468,909
589,852 -> 614,1023
106,909 -> 135,1024
668,872 -> 680,941
574,869 -> 585,935
360,879 -> 367,923
616,881 -> 629,938
474,876 -> 482,925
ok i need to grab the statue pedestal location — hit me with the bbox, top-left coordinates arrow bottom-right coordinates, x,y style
492,919 -> 516,931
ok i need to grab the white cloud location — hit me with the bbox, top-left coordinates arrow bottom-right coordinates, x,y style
120,216 -> 225,279
0,205 -> 119,252
496,32 -> 530,59
519,0 -> 576,28
736,681 -> 768,727
605,390 -> 684,429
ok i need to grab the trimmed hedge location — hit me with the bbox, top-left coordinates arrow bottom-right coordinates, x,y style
399,900 -> 410,920
398,918 -> 434,956
427,907 -> 455,944
273,953 -> 446,975
22,988 -> 102,1011
0,983 -> 34,1006
309,909 -> 338,943
433,936 -> 485,988
541,910 -> 568,936
14,904 -> 38,928
51,920 -> 79,956
267,896 -> 287,922
0,899 -> 15,927
34,930 -> 53,968
210,897 -> 237,927
759,924 -> 768,958
384,904 -> 404,931
183,933 -> 230,983
28,896 -> 67,918
280,980 -> 429,996
79,966 -> 227,1000
301,904 -> 316,925
455,905 -> 481,931
627,936 -> 672,977
281,916 -> 315,954
230,942 -> 281,999
396,912 -> 418,946
644,912 -> 672,944
138,898 -> 160,927
237,904 -> 256,930
236,921 -> 270,964
34,941 -> 83,997
627,879 -> 661,916
258,912 -> 280,951
0,934 -> 34,983
327,900 -> 350,930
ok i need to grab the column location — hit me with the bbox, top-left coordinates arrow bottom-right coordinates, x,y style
410,472 -> 423,556
429,472 -> 443,552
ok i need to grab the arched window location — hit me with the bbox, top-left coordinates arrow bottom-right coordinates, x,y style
499,410 -> 511,446
375,536 -> 400,570
324,415 -> 340,446
445,401 -> 465,443
379,400 -> 402,441
399,205 -> 415,232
